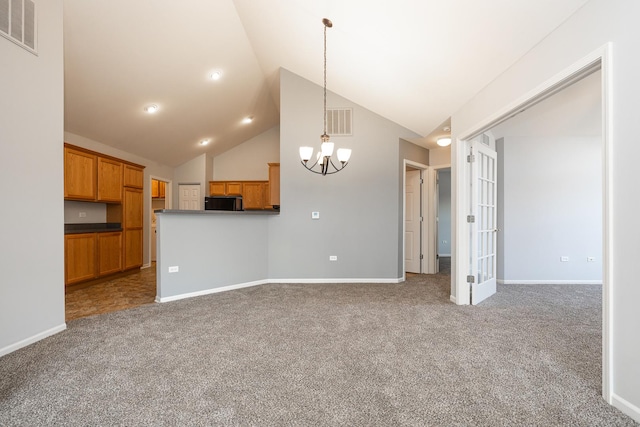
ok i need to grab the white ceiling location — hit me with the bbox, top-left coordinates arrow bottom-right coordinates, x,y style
63,0 -> 589,167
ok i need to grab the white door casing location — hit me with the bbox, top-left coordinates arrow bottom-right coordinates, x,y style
179,184 -> 201,210
405,169 -> 421,273
469,139 -> 498,305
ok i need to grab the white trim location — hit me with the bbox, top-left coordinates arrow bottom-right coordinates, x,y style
0,324 -> 66,358
497,280 -> 602,285
273,278 -> 403,284
612,393 -> 640,424
140,263 -> 152,269
452,44 -> 612,402
438,253 -> 452,257
155,277 -> 405,303
402,159 -> 430,280
156,279 -> 269,303
449,295 -> 457,304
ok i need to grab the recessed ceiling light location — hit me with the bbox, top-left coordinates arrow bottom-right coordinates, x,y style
209,70 -> 222,80
242,116 -> 253,124
437,137 -> 452,147
200,139 -> 210,146
144,104 -> 159,114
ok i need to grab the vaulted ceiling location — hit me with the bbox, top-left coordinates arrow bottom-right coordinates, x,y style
63,0 -> 589,167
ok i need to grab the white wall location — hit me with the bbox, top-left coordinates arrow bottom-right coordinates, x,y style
437,169 -> 451,256
498,136 -> 601,282
451,0 -> 640,418
213,126 -> 280,180
173,153 -> 208,210
0,0 -> 65,355
64,132 -> 174,267
429,146 -> 451,166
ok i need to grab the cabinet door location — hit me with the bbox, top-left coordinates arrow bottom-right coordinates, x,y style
210,182 -> 225,196
123,229 -> 143,270
97,157 -> 123,202
151,179 -> 159,198
123,164 -> 144,188
65,233 -> 97,285
226,182 -> 242,195
98,232 -> 122,276
268,163 -> 280,206
243,182 -> 265,209
124,188 -> 143,228
64,147 -> 97,200
159,181 -> 166,198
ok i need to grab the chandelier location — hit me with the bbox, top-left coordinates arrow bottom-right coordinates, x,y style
299,18 -> 352,175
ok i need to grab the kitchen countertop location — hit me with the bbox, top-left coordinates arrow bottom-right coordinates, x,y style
64,223 -> 123,234
155,209 -> 279,215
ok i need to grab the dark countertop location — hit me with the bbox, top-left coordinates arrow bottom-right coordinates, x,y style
64,223 -> 123,234
155,209 -> 279,215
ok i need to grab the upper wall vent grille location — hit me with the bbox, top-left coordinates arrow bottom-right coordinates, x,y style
326,108 -> 353,136
0,0 -> 37,55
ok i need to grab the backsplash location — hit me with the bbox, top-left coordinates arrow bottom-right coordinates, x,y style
64,200 -> 107,224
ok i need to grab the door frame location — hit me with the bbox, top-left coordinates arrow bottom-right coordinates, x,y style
148,175 -> 172,268
402,160 -> 429,280
429,164 -> 451,275
452,44 -> 612,401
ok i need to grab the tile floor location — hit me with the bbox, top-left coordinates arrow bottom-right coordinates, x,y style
65,264 -> 157,321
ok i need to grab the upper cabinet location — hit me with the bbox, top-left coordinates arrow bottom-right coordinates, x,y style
268,163 -> 280,207
97,157 -> 123,202
64,143 -> 144,203
151,179 -> 167,199
123,164 -> 144,189
64,147 -> 97,200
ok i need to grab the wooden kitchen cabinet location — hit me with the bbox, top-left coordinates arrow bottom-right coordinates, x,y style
64,147 -> 97,200
65,233 -> 97,285
123,164 -> 144,189
97,157 -> 123,202
242,182 -> 266,210
97,232 -> 122,276
268,163 -> 280,207
123,187 -> 143,270
210,181 -> 242,196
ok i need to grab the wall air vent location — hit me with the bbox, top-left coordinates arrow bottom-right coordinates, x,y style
0,0 -> 37,55
326,107 -> 353,136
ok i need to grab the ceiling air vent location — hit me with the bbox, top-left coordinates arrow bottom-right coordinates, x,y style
326,108 -> 353,136
0,0 -> 37,55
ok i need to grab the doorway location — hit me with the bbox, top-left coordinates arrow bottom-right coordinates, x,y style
403,160 -> 429,278
453,47 -> 611,399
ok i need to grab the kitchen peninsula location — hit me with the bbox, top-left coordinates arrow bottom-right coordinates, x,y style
154,209 -> 279,302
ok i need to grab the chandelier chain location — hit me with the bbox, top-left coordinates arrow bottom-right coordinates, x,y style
323,21 -> 327,136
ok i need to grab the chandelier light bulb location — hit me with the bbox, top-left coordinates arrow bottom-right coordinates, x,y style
299,146 -> 314,162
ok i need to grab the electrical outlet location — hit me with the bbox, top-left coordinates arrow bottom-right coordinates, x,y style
587,257 -> 596,262
311,212 -> 320,220
79,212 -> 86,218
329,256 -> 337,261
560,256 -> 569,262
168,266 -> 179,273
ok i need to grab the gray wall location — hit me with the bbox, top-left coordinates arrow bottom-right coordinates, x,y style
156,213 -> 269,300
269,69 -> 421,280
0,0 -> 65,354
451,0 -> 640,412
437,169 -> 451,256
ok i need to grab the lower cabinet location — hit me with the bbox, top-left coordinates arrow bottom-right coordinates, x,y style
65,233 -> 97,285
65,231 -> 123,286
98,232 -> 122,276
123,229 -> 143,270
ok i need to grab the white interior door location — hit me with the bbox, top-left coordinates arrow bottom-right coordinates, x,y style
405,169 -> 421,273
179,184 -> 201,210
470,140 -> 498,304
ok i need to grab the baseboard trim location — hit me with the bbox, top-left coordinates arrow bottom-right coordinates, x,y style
0,323 -> 67,358
450,295 -> 457,304
439,253 -> 452,257
156,279 -> 269,303
140,263 -> 152,270
612,393 -> 640,423
156,277 -> 404,303
497,279 -> 602,285
271,278 -> 403,284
